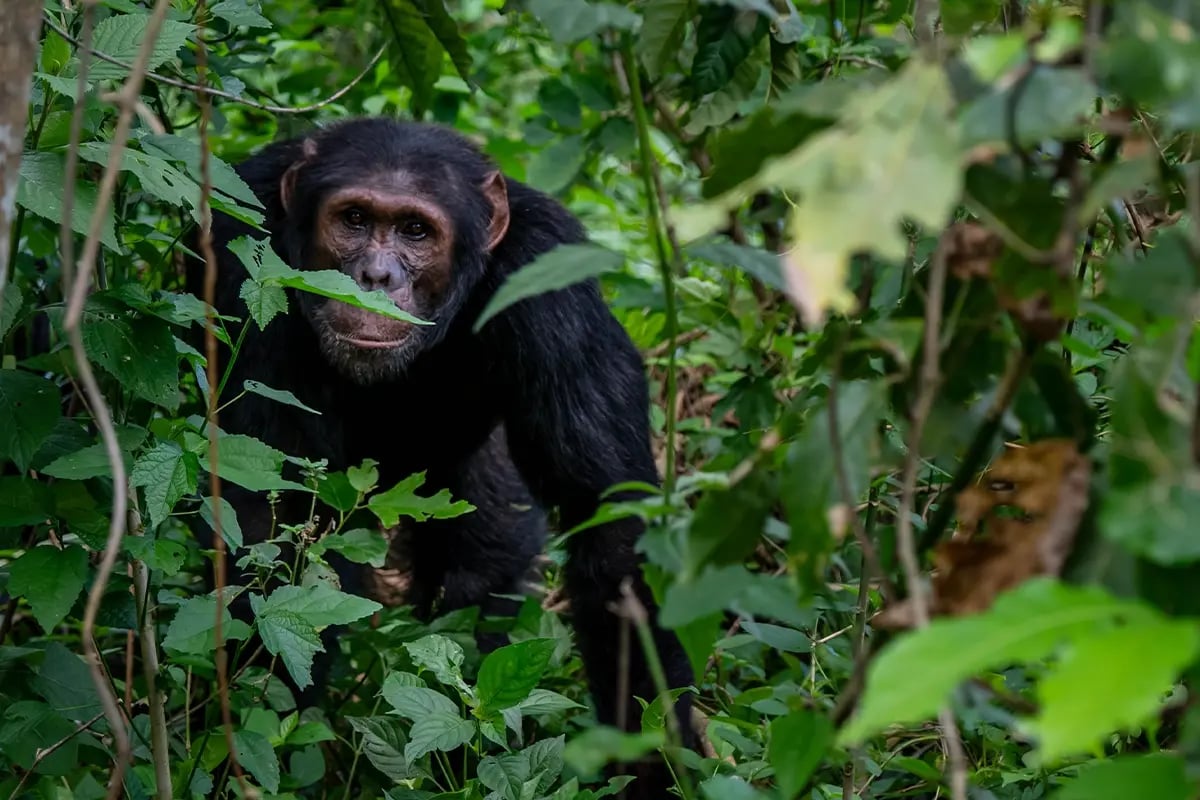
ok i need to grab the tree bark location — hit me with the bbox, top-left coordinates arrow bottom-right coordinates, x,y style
0,0 -> 44,294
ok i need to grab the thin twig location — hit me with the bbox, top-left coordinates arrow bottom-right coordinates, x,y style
195,3 -> 247,791
129,500 -> 172,800
42,15 -> 386,116
897,235 -> 968,800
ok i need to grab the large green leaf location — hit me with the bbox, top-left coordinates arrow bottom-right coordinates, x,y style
1049,754 -> 1193,800
9,545 -> 89,632
233,729 -> 280,794
839,580 -> 1194,757
637,0 -> 693,81
82,305 -> 180,409
0,371 -> 61,472
88,14 -> 195,81
382,0 -> 447,116
367,471 -> 475,525
403,713 -> 476,762
130,441 -> 199,529
0,477 -> 53,526
17,153 -> 118,252
476,639 -> 556,714
689,5 -> 768,97
346,716 -> 413,781
473,243 -> 624,331
769,711 -> 832,800
205,432 -> 306,492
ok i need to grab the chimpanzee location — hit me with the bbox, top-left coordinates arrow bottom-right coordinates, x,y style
186,117 -> 696,795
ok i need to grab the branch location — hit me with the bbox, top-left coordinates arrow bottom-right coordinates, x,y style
0,0 -> 43,301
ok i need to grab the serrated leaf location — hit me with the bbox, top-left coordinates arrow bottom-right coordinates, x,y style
228,236 -> 427,324
131,441 -> 198,529
89,14 -> 195,81
477,639 -> 556,714
473,244 -> 624,331
404,634 -> 467,690
526,135 -> 589,195
1049,754 -> 1192,800
308,528 -> 388,568
239,277 -> 288,330
0,371 -> 61,472
77,143 -> 200,217
17,153 -> 118,251
82,307 -> 180,409
233,729 -> 280,794
256,609 -> 323,689
526,0 -> 640,43
162,595 -> 251,655
1027,618 -> 1200,762
140,133 -> 263,210
124,535 -> 187,576
404,713 -> 476,762
839,580 -> 1166,746
255,583 -> 383,629
381,679 -> 458,719
243,380 -> 321,415
210,0 -> 271,29
207,432 -> 306,493
9,545 -> 89,632
346,716 -> 413,781
367,471 -> 475,526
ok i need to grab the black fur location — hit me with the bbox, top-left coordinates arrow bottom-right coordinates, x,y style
187,117 -> 696,796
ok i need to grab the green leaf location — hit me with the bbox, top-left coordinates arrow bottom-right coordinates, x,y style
381,676 -> 458,719
346,716 -> 413,781
309,528 -> 389,568
526,135 -> 589,195
32,642 -> 102,722
131,441 -> 198,529
229,236 -> 427,324
233,729 -> 280,794
239,276 -> 288,330
404,634 -> 467,690
9,545 -> 89,632
89,14 -> 195,81
839,580 -> 1168,746
317,472 -> 360,513
638,0 -> 693,81
958,66 -> 1096,149
518,688 -> 585,716
404,713 -> 476,762
526,0 -> 640,44
255,583 -> 383,629
1101,480 -> 1200,564
0,477 -> 53,526
124,535 -> 187,576
0,284 -> 23,340
1049,754 -> 1192,800
367,471 -> 475,526
690,6 -> 768,97
82,305 -> 180,409
687,241 -> 785,291
162,595 -> 251,655
0,371 -> 61,472
209,0 -> 271,29
768,711 -> 832,799
77,143 -> 201,218
255,609 -> 324,689
684,468 -> 774,579
679,61 -> 962,327
199,494 -> 244,550
411,0 -> 473,85
476,639 -> 557,714
661,564 -> 756,627
41,443 -> 132,480
1028,618 -> 1200,762
700,775 -> 767,800
207,432 -> 306,493
243,380 -> 321,415
140,133 -> 263,211
473,243 -> 624,331
381,0 -> 446,115
17,153 -> 118,252
562,727 -> 664,776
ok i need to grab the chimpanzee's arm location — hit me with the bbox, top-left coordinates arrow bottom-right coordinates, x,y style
494,276 -> 697,794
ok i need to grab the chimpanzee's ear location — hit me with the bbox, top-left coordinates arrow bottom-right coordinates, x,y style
482,171 -> 510,252
279,138 -> 319,215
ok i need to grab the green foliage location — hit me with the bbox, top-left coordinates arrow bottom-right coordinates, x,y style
7,0 -> 1200,798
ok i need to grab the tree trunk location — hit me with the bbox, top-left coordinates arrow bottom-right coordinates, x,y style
0,0 -> 44,294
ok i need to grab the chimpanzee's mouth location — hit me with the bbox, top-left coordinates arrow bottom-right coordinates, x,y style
333,332 -> 407,350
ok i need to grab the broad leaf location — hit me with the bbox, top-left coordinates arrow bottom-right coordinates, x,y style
0,371 -> 61,472
473,243 -> 625,331
9,545 -> 88,632
243,380 -> 321,415
89,14 -> 195,81
346,716 -> 413,781
768,711 -> 832,799
381,678 -> 458,720
526,0 -> 640,44
1049,754 -> 1192,800
476,639 -> 556,714
367,471 -> 475,526
82,305 -> 180,409
404,713 -> 476,762
130,441 -> 198,529
18,153 -> 118,251
233,729 -> 280,794
308,528 -> 389,568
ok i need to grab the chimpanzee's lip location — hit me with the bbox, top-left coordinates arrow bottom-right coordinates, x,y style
333,332 -> 406,350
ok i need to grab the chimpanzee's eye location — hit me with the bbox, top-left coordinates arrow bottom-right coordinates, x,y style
400,219 -> 428,240
343,208 -> 367,228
